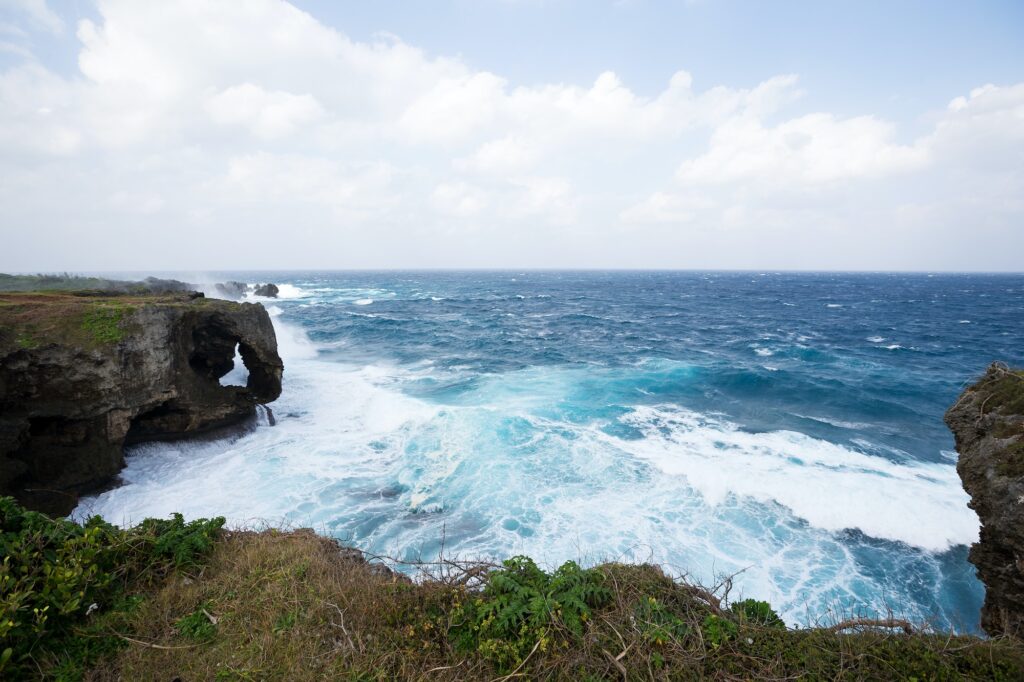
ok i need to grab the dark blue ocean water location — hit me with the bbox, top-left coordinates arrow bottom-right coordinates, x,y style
80,272 -> 1024,632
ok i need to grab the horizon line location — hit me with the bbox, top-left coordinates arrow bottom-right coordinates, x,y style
5,268 -> 1024,276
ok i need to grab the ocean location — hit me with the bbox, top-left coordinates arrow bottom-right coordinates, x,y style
75,271 -> 1024,633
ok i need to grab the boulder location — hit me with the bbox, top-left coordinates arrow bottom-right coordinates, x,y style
253,283 -> 279,298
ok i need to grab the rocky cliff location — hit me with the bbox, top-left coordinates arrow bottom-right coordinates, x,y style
946,362 -> 1024,636
0,291 -> 283,516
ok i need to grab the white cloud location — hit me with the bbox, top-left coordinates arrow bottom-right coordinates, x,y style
206,84 -> 324,139
455,136 -> 540,174
430,180 -> 489,217
676,113 -> 927,186
219,152 -> 395,218
398,72 -> 506,143
619,192 -> 714,224
509,176 -> 577,224
109,189 -> 164,214
0,0 -> 1021,270
930,82 -> 1024,169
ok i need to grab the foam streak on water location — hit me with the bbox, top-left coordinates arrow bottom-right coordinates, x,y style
76,272 -> 1024,633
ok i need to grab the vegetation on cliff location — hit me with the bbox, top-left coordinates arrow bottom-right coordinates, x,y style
3,499 -> 1022,681
0,292 -> 168,353
0,497 -> 224,679
0,274 -> 193,295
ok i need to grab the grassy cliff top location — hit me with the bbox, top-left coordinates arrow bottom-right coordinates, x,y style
94,530 -> 1024,681
0,290 -> 217,353
4,496 -> 1022,680
25,524 -> 1024,680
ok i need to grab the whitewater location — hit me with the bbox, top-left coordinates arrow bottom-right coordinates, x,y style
75,271 -> 1024,632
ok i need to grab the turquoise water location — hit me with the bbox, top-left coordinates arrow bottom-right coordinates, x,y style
78,271 -> 1024,632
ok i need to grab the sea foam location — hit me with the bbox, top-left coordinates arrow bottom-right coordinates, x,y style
610,405 -> 977,552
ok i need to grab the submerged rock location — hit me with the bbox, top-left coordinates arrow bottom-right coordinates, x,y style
946,362 -> 1024,636
0,291 -> 283,516
253,283 -> 279,298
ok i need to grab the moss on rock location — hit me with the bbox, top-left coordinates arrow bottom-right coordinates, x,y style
80,303 -> 133,345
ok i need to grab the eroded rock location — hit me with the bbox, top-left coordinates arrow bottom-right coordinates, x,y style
0,292 -> 283,515
946,362 -> 1024,636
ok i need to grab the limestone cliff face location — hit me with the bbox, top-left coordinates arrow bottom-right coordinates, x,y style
946,363 -> 1024,636
0,292 -> 283,515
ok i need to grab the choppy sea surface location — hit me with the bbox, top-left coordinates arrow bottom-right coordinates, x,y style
76,271 -> 1024,632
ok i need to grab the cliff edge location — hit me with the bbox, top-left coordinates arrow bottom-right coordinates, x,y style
0,291 -> 283,516
946,362 -> 1024,636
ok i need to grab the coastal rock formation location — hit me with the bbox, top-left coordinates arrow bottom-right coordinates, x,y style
0,292 -> 283,516
253,283 -> 279,298
214,281 -> 281,299
946,363 -> 1024,636
214,281 -> 250,299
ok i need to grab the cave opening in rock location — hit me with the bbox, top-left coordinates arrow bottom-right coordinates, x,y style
219,343 -> 250,387
125,400 -> 192,444
186,316 -> 281,402
188,319 -> 250,388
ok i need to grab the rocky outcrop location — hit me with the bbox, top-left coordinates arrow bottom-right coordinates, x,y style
253,283 -> 279,298
214,281 -> 249,299
946,362 -> 1024,636
214,281 -> 280,299
0,292 -> 283,516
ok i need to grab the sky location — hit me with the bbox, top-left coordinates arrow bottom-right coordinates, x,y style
0,0 -> 1022,271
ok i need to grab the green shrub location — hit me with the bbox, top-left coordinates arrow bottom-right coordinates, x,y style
452,556 -> 611,670
0,498 -> 120,661
635,595 -> 689,645
132,513 -> 225,572
0,496 -> 224,676
175,602 -> 218,641
729,598 -> 786,629
701,614 -> 738,648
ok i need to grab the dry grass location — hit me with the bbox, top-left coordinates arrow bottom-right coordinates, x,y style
75,529 -> 1024,681
0,291 -> 218,353
85,528 -> 468,680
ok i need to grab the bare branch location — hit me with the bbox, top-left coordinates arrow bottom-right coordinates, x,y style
828,617 -> 914,635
